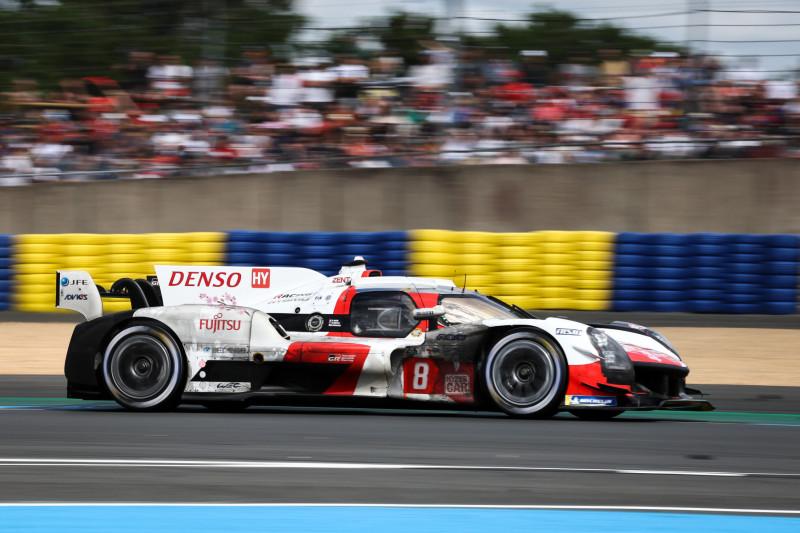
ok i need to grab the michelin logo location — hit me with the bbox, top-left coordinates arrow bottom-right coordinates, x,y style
566,395 -> 617,407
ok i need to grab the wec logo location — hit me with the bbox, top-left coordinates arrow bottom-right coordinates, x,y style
251,268 -> 271,288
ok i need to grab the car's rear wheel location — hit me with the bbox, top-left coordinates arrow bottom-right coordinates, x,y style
569,409 -> 624,421
484,330 -> 567,418
102,323 -> 185,411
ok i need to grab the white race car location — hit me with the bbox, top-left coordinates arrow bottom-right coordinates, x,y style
57,257 -> 712,418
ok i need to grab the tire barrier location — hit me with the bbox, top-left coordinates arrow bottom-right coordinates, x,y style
3,231 -> 798,314
12,233 -> 225,313
612,233 -> 800,314
408,230 -> 616,310
0,234 -> 12,311
225,231 -> 408,277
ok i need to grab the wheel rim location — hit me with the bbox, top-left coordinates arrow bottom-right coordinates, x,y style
490,339 -> 558,407
107,332 -> 177,404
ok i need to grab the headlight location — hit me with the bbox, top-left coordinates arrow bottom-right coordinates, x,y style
610,320 -> 680,359
587,327 -> 634,384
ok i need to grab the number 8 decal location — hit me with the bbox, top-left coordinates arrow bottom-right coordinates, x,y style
403,358 -> 437,395
412,361 -> 429,390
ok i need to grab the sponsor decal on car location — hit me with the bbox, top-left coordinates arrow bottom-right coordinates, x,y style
330,276 -> 351,285
565,395 -> 618,407
185,343 -> 249,356
444,374 -> 470,395
306,314 -> 325,332
169,270 -> 242,288
198,313 -> 242,333
556,328 -> 581,336
327,354 -> 356,363
251,268 -> 271,288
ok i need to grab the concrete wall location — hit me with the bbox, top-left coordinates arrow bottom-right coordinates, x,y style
1,159 -> 799,234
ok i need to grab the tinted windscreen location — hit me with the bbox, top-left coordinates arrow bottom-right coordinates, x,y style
350,292 -> 418,337
439,295 -> 518,325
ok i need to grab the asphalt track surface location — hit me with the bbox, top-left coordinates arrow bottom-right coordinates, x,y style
1,377 -> 799,512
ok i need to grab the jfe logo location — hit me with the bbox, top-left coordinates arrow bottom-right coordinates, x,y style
252,268 -> 271,288
61,277 -> 87,287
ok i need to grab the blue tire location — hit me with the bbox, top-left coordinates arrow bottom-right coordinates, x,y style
613,277 -> 650,290
766,235 -> 799,248
691,278 -> 725,290
688,300 -> 725,313
616,233 -> 650,245
726,273 -> 762,285
227,230 -> 263,243
652,301 -> 688,312
0,258 -> 11,269
614,266 -> 649,279
766,275 -> 798,289
227,252 -> 258,264
226,241 -> 262,254
614,254 -> 650,267
764,301 -> 798,314
259,253 -> 296,266
688,233 -> 729,245
768,262 -> 799,276
616,243 -> 656,256
652,278 -> 687,291
729,263 -> 764,275
690,244 -> 727,256
655,256 -> 687,269
692,255 -> 726,268
768,247 -> 800,262
765,288 -> 797,302
655,234 -> 689,246
613,289 -> 650,301
613,300 -> 647,312
690,289 -> 725,300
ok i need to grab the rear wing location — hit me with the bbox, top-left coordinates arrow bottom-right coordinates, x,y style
56,270 -> 162,321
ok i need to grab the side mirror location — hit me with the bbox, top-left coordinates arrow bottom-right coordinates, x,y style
413,305 -> 446,320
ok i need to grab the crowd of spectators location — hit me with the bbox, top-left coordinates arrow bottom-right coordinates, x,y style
2,46 -> 799,185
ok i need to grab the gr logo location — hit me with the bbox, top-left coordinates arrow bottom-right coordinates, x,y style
251,268 -> 271,288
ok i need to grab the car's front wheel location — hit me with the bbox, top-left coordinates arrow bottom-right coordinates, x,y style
102,323 -> 185,411
484,330 -> 567,418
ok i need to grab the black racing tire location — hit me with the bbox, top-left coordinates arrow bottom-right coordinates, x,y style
484,330 -> 568,419
102,322 -> 186,411
569,409 -> 624,421
201,401 -> 250,412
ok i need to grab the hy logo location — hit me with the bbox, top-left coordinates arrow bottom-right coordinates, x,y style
60,277 -> 69,287
251,268 -> 271,288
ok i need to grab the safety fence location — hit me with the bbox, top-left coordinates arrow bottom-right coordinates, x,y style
0,230 -> 797,314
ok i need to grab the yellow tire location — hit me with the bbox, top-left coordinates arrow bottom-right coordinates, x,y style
497,245 -> 534,260
498,232 -> 536,246
461,274 -> 495,287
496,258 -> 536,272
461,242 -> 495,254
14,243 -> 60,254
409,264 -> 458,278
540,242 -> 576,254
572,300 -> 610,311
458,231 -> 499,244
408,240 -> 458,254
574,278 -> 612,290
13,253 -> 60,264
185,232 -> 226,243
12,263 -> 58,275
410,229 -> 458,243
408,251 -> 456,265
495,270 -> 532,284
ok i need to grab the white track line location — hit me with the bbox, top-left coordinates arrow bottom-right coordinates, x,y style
0,458 -> 797,478
0,503 -> 797,515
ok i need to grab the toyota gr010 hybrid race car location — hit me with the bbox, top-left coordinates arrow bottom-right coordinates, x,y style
56,258 -> 713,419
